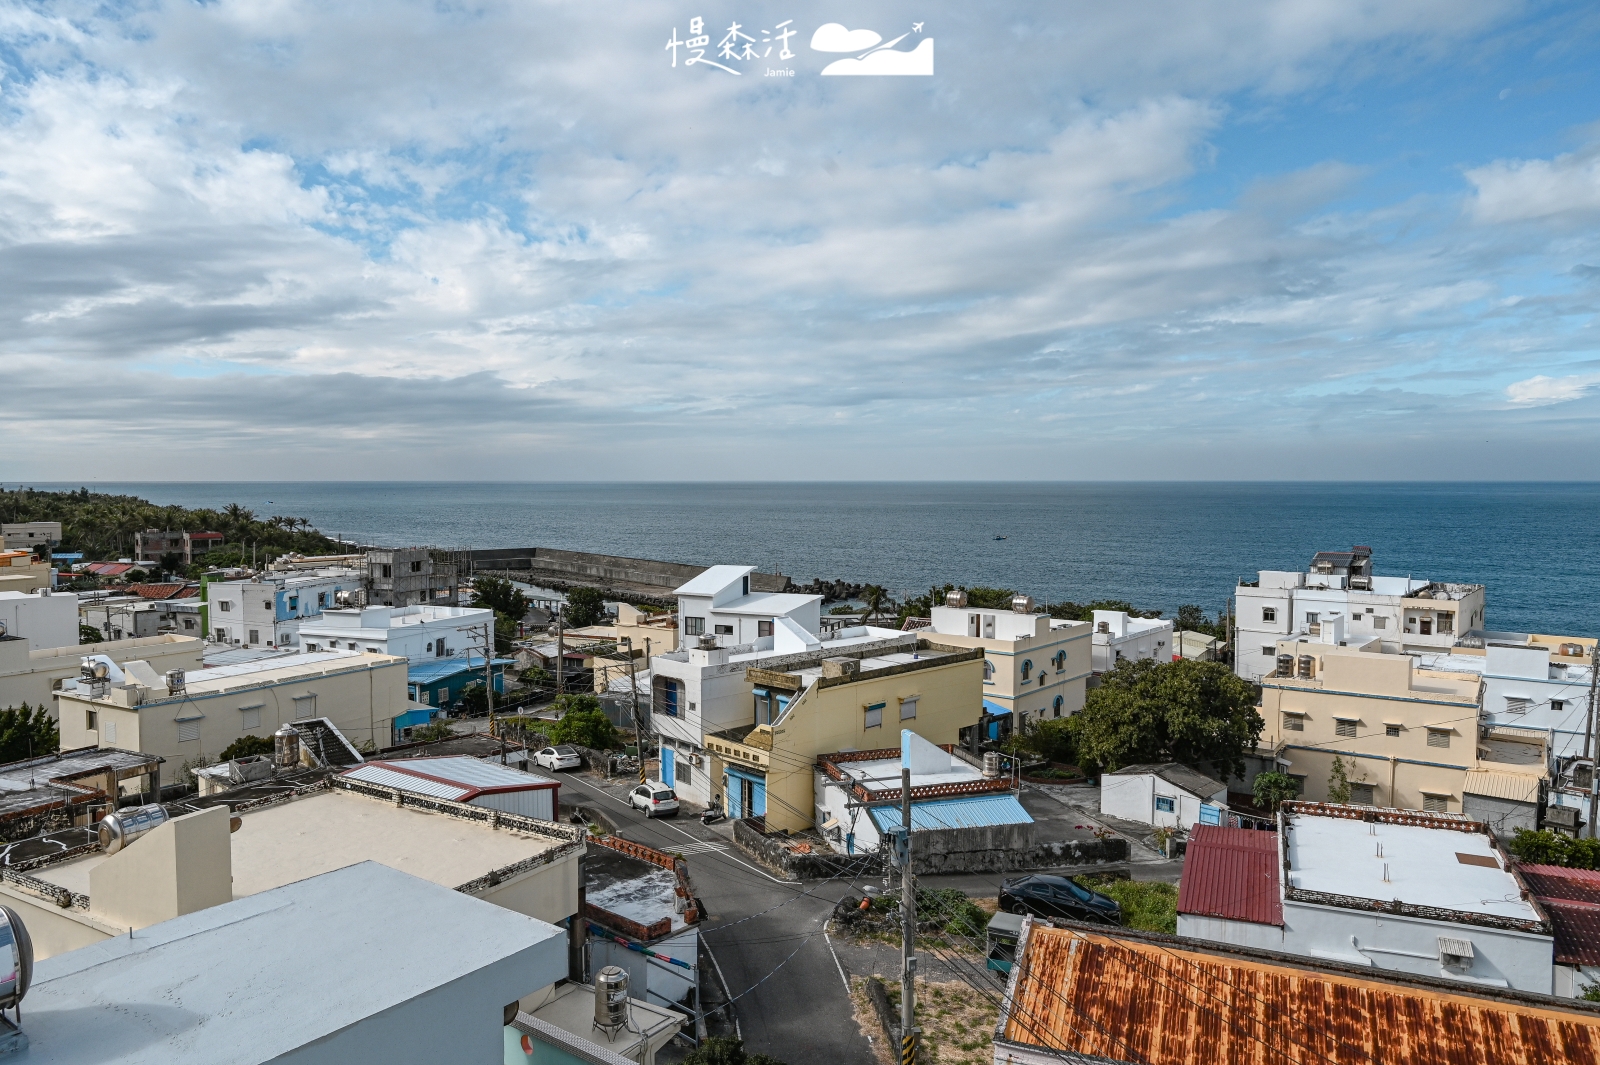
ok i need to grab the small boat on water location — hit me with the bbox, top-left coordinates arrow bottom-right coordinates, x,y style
993,535 -> 1007,540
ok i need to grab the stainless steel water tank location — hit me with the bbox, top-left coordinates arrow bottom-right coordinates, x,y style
97,804 -> 169,854
0,906 -> 33,1010
1276,654 -> 1295,677
1297,654 -> 1315,679
593,966 -> 629,1037
274,724 -> 301,769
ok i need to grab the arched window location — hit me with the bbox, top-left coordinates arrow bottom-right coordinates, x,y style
1053,650 -> 1066,672
982,660 -> 994,682
1053,695 -> 1064,718
1020,660 -> 1033,681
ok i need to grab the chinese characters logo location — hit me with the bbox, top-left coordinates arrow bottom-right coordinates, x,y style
665,18 -> 931,76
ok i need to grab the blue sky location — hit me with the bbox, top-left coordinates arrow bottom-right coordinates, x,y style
2,1 -> 1599,479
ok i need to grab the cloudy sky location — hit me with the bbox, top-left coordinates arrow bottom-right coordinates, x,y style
3,0 -> 1599,480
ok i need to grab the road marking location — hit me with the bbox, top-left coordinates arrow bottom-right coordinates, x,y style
824,922 -> 852,997
704,938 -> 742,1041
675,842 -> 727,855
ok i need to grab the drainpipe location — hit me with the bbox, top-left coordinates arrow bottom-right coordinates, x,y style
1389,756 -> 1397,808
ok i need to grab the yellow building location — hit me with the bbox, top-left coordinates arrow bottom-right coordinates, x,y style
56,648 -> 410,764
0,632 -> 203,715
703,637 -> 985,832
0,549 -> 51,594
574,603 -> 679,694
922,597 -> 1093,727
1259,637 -> 1544,815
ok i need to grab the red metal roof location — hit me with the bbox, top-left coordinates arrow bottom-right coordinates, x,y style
1518,864 -> 1600,966
128,582 -> 189,600
1176,824 -> 1282,926
84,562 -> 135,576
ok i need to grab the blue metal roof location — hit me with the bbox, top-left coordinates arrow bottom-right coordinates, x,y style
406,655 -> 513,684
981,698 -> 1010,716
869,793 -> 1033,833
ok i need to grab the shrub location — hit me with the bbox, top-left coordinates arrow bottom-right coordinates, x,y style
564,587 -> 608,628
548,696 -> 618,749
218,735 -> 274,762
1079,877 -> 1177,934
1506,828 -> 1600,870
80,625 -> 105,645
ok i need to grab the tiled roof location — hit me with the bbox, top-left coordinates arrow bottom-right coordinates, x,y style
84,562 -> 135,576
1176,825 -> 1282,926
1518,864 -> 1600,966
127,582 -> 192,600
999,924 -> 1600,1065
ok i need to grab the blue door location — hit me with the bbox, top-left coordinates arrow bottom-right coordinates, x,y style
752,779 -> 767,817
724,770 -> 741,818
661,747 -> 675,787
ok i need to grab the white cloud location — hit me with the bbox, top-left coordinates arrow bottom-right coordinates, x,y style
1467,149 -> 1600,224
822,39 -> 934,76
1505,373 -> 1600,407
809,24 -> 883,53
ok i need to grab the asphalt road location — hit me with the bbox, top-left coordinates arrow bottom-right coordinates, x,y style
558,770 -> 881,1065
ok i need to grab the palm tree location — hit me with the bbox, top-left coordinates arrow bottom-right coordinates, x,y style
861,585 -> 890,622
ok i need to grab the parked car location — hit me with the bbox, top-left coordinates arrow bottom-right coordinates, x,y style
998,874 -> 1121,925
628,781 -> 680,818
533,745 -> 582,772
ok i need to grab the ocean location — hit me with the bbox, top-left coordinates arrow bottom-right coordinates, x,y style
29,481 -> 1600,636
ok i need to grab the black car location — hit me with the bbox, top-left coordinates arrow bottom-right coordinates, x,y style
999,874 -> 1121,925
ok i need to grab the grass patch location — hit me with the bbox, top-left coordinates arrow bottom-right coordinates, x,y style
850,976 -> 999,1065
1080,876 -> 1177,934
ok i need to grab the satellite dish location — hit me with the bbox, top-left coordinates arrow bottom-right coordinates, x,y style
0,906 -> 34,1011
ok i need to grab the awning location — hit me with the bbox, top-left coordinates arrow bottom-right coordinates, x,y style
870,794 -> 1033,832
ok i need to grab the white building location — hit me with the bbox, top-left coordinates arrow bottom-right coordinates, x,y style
1175,802 -> 1556,995
1235,545 -> 1487,682
672,565 -> 822,650
298,603 -> 494,660
0,589 -> 77,650
1099,763 -> 1228,830
922,593 -> 1092,727
204,567 -> 360,649
1,521 -> 61,552
1090,609 -> 1175,672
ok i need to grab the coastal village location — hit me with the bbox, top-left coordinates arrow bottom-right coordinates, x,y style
0,490 -> 1597,1064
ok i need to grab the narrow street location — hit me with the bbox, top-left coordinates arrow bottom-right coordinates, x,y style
558,770 -> 880,1065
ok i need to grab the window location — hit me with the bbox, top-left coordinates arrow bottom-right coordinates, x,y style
1427,728 -> 1450,749
263,600 -> 273,610
347,642 -> 357,650
1054,651 -> 1066,672
436,688 -> 447,703
1262,607 -> 1276,622
1423,794 -> 1449,813
982,660 -> 994,683
1053,695 -> 1064,718
741,576 -> 749,596
103,720 -> 116,743
1287,774 -> 1307,793
655,678 -> 681,718
1438,613 -> 1453,634
182,619 -> 195,630
758,620 -> 773,638
287,596 -> 298,611
1385,724 -> 1402,738
677,760 -> 691,786
381,564 -> 392,578
1020,660 -> 1033,681
864,702 -> 885,729
218,600 -> 232,612
240,706 -> 261,730
1372,616 -> 1387,629
1154,796 -> 1176,813
317,592 -> 327,608
410,560 -> 423,573
248,629 -> 260,645
714,624 -> 734,635
899,696 -> 918,721
426,641 -> 433,654
177,719 -> 200,743
293,693 -> 317,720
305,642 -> 319,652
1305,612 -> 1319,625
1263,646 -> 1276,657
1282,712 -> 1304,732
435,640 -> 446,657
1349,783 -> 1375,805
1419,618 -> 1433,636
1334,718 -> 1357,738
983,615 -> 996,638
85,709 -> 98,733
365,647 -> 379,654
1505,697 -> 1532,715
1552,700 -> 1566,716
214,628 -> 227,642
684,617 -> 705,636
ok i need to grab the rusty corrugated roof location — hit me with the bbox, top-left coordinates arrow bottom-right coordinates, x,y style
127,582 -> 189,600
1000,924 -> 1600,1065
1176,825 -> 1282,926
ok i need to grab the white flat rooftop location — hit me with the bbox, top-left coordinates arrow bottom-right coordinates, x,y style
834,755 -> 983,793
1285,811 -> 1538,923
709,591 -> 822,617
794,650 -> 945,684
22,861 -> 565,1065
34,786 -> 571,898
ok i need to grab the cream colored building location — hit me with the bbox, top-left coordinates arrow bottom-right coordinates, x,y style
922,597 -> 1092,727
1258,635 -> 1544,815
1,775 -> 585,960
0,549 -> 51,594
705,637 -> 985,832
0,631 -> 203,715
55,648 -> 409,764
581,603 -> 678,693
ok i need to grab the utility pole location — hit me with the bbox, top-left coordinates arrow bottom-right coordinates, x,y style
622,637 -> 645,785
898,731 -> 918,1065
481,622 -> 497,746
555,602 -> 566,697
1587,644 -> 1599,838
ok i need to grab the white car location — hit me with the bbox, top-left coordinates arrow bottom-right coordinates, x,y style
533,745 -> 582,772
628,781 -> 680,818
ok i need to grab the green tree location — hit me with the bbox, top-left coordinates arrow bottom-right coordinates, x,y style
219,734 -> 275,761
1021,717 -> 1076,765
79,624 -> 105,645
1326,755 -> 1361,804
472,576 -> 530,620
1050,599 -> 1166,622
564,587 -> 607,628
458,683 -> 491,717
964,586 -> 1017,610
1067,658 -> 1262,780
0,704 -> 58,762
518,665 -> 551,689
1251,771 -> 1300,813
682,1037 -> 787,1065
1506,829 -> 1600,870
547,695 -> 619,749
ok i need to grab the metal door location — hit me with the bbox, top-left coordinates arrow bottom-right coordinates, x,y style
661,747 -> 675,787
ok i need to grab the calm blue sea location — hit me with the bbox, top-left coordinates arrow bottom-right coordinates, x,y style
25,482 -> 1600,636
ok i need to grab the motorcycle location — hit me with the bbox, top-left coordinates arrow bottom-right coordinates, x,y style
700,797 -> 726,825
